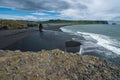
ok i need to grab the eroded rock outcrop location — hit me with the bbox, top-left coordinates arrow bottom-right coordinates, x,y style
0,49 -> 120,80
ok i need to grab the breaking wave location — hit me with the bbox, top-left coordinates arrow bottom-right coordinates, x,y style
60,27 -> 120,55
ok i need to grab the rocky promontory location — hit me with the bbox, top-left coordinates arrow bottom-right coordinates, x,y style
0,49 -> 120,80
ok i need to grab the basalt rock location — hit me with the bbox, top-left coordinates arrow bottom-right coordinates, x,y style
65,40 -> 81,53
65,40 -> 81,47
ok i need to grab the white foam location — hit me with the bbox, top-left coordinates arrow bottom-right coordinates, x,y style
60,27 -> 74,33
61,27 -> 120,55
79,45 -> 83,54
77,32 -> 120,55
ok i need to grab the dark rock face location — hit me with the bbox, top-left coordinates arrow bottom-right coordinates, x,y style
65,46 -> 80,53
39,23 -> 43,32
65,40 -> 81,47
112,23 -> 116,25
65,40 -> 81,53
0,49 -> 120,80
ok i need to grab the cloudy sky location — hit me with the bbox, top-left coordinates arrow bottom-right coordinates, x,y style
0,0 -> 120,21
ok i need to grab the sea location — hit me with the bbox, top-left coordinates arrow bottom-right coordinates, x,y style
60,23 -> 120,67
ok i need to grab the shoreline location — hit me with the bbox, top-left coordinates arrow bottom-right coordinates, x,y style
0,25 -> 72,50
44,24 -> 69,31
2,27 -> 83,53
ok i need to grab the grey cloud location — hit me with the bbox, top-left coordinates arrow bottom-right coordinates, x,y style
0,0 -> 70,11
0,0 -> 120,21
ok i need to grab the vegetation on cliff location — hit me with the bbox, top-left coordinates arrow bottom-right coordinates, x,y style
0,49 -> 119,80
0,20 -> 38,29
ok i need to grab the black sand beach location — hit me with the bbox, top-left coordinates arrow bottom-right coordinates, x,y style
0,25 -> 84,52
0,29 -> 37,49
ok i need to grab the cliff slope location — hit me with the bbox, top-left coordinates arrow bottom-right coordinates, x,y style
0,49 -> 120,80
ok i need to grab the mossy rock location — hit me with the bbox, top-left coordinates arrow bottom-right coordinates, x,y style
0,49 -> 120,80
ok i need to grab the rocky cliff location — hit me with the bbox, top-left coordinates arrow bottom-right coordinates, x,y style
0,49 -> 120,80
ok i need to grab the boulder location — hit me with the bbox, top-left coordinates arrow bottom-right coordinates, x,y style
65,40 -> 81,47
65,40 -> 82,53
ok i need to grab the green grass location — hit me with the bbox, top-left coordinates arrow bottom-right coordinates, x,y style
0,20 -> 38,29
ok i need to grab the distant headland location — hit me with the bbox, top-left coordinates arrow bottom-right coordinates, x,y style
0,19 -> 108,30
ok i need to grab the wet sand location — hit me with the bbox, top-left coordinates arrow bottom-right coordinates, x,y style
0,25 -> 84,52
0,24 -> 68,48
0,25 -> 84,53
3,30 -> 84,52
0,29 -> 37,49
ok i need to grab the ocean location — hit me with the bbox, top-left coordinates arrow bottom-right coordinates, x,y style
60,24 -> 120,67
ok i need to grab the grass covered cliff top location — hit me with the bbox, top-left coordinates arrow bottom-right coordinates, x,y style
0,20 -> 38,29
0,49 -> 119,80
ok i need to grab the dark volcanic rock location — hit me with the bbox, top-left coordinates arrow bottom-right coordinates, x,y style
65,40 -> 81,47
65,40 -> 81,53
0,49 -> 120,80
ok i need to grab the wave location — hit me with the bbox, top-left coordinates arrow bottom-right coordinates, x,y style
60,27 -> 120,55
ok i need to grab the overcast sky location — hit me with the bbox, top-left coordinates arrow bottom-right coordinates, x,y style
0,0 -> 120,21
